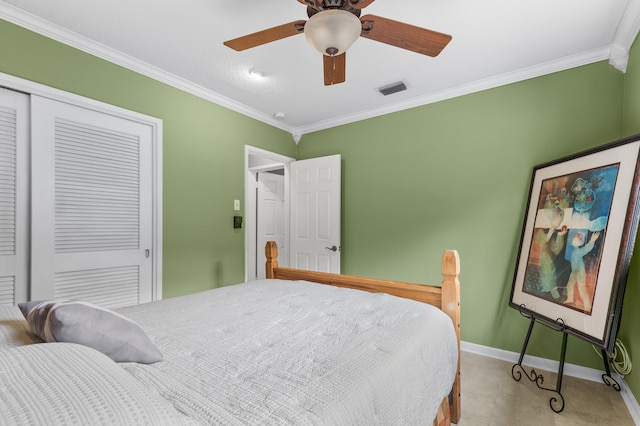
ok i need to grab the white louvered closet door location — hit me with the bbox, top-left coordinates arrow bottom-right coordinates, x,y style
31,96 -> 153,308
0,89 -> 29,305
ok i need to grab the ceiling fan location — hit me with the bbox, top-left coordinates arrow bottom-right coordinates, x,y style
223,0 -> 452,86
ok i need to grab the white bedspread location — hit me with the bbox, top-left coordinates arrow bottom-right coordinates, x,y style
117,279 -> 458,425
0,343 -> 200,426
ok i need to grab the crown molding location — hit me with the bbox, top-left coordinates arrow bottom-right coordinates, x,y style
294,46 -> 612,136
0,3 -> 291,134
608,0 -> 640,72
614,0 -> 640,50
1,2 -> 632,141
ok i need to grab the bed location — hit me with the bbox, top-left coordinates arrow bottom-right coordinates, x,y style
0,241 -> 461,426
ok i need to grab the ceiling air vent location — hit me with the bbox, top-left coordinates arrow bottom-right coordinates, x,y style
378,81 -> 407,96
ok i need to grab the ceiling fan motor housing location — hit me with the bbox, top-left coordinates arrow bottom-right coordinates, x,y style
306,0 -> 361,17
323,0 -> 343,7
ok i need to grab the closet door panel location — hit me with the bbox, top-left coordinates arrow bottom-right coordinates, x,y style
0,88 -> 29,305
31,96 -> 153,308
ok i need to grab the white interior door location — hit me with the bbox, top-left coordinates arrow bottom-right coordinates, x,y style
30,95 -> 154,308
0,88 -> 29,305
256,171 -> 286,279
290,154 -> 341,273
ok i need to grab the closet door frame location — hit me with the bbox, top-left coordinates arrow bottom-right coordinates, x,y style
0,71 -> 163,301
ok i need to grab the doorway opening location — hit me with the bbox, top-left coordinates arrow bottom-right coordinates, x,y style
244,146 -> 294,281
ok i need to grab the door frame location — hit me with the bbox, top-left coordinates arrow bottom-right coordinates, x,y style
244,146 -> 294,281
0,71 -> 164,301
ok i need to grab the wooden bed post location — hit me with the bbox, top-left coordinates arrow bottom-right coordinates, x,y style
265,241 -> 279,279
441,250 -> 461,424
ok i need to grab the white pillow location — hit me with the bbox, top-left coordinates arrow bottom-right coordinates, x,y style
18,300 -> 162,364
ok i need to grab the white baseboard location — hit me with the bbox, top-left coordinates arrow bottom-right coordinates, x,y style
461,341 -> 640,424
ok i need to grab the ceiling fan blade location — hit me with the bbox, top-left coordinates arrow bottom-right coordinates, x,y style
350,0 -> 376,9
323,53 -> 346,86
224,20 -> 306,51
359,14 -> 451,57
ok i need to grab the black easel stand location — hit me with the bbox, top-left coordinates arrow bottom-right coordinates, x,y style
601,349 -> 622,392
511,306 -> 621,414
511,311 -> 568,413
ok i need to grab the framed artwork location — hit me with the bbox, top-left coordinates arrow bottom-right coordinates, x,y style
510,134 -> 640,351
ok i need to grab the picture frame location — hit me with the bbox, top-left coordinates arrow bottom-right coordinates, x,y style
510,134 -> 640,351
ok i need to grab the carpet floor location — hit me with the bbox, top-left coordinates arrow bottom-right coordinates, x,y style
456,351 -> 635,425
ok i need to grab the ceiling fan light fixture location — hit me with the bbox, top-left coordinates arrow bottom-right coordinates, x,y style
248,68 -> 266,79
304,10 -> 361,56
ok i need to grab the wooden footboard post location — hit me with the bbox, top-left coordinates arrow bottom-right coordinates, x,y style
265,241 -> 279,279
441,250 -> 461,424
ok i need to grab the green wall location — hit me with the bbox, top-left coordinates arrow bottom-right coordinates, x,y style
297,55 -> 639,388
0,19 -> 297,298
3,15 -> 639,404
621,35 -> 640,403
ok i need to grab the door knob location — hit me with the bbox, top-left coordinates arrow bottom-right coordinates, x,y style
325,245 -> 338,252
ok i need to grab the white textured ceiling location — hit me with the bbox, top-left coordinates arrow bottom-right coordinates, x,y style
1,0 -> 639,141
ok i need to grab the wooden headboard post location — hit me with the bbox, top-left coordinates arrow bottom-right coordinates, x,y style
265,241 -> 279,279
441,250 -> 461,424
